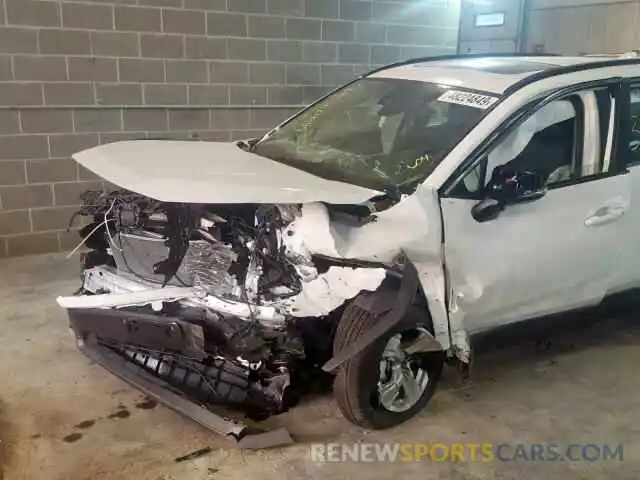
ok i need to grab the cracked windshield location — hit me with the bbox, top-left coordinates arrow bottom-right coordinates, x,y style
253,77 -> 489,193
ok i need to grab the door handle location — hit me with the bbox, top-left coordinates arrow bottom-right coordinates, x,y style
584,203 -> 626,227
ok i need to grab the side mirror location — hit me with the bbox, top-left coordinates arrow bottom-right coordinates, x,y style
471,198 -> 504,223
471,166 -> 547,223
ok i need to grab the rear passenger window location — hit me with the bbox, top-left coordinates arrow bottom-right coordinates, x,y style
629,87 -> 640,163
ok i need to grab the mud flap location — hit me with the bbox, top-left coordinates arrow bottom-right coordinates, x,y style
77,337 -> 293,449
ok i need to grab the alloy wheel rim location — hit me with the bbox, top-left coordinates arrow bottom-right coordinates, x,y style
377,330 -> 430,413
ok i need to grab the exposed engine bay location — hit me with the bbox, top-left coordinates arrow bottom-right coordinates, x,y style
61,189 -> 392,424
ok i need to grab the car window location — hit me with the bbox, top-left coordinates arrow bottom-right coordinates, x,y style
490,99 -> 579,186
253,78 -> 489,193
629,87 -> 640,163
453,88 -> 614,197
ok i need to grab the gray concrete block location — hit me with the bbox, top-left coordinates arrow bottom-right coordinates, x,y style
119,59 -> 165,82
303,85 -> 331,103
372,44 -> 401,64
74,110 -> 122,133
249,62 -> 285,85
230,86 -> 267,105
0,83 -> 43,106
355,22 -> 385,43
0,27 -> 38,54
249,108 -> 290,129
68,57 -> 118,82
183,0 -> 226,10
0,111 -> 20,135
371,2 -> 397,23
0,134 -> 49,160
210,109 -> 250,130
115,6 -> 162,32
210,61 -> 249,83
186,36 -> 228,59
26,159 -> 77,184
166,60 -> 209,83
53,181 -> 102,206
401,45 -> 453,59
44,83 -> 94,106
198,130 -> 232,141
268,0 -> 304,17
341,1 -> 373,21
144,84 -> 188,105
62,2 -> 114,30
287,18 -> 321,40
123,109 -> 168,131
286,63 -> 321,85
20,109 -> 73,134
387,25 -> 434,45
305,0 -> 339,19
96,83 -> 143,105
31,206 -> 82,232
39,29 -> 91,55
321,64 -> 356,86
49,133 -> 100,157
99,132 -> 145,145
0,161 -> 26,187
139,0 -> 183,6
6,232 -> 59,256
163,8 -> 206,35
231,129 -> 266,140
303,42 -> 337,63
266,40 -> 303,62
91,31 -> 139,57
0,211 -> 31,236
141,34 -> 185,58
0,56 -> 12,80
322,20 -> 355,42
1,184 -> 53,209
6,0 -> 60,27
338,43 -> 371,63
207,12 -> 248,36
13,56 -> 67,81
248,15 -> 286,39
228,38 -> 266,60
168,109 -> 210,130
188,85 -> 229,105
228,0 -> 266,13
268,86 -> 304,105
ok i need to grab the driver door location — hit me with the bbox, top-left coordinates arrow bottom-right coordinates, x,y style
440,83 -> 631,333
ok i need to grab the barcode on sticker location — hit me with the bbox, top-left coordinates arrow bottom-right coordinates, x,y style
437,90 -> 499,109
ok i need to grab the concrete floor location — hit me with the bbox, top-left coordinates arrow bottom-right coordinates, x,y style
0,253 -> 638,480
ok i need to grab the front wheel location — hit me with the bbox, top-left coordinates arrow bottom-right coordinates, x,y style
332,302 -> 444,429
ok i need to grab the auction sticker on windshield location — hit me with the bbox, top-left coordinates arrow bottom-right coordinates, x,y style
438,90 -> 499,109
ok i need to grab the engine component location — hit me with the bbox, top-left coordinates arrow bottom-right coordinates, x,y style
183,241 -> 238,297
110,232 -> 192,286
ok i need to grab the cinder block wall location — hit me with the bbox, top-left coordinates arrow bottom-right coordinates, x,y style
0,0 -> 459,257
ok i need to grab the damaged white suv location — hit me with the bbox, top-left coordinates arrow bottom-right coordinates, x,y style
58,54 -> 640,448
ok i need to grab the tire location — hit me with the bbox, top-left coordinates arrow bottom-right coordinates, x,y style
332,301 -> 444,429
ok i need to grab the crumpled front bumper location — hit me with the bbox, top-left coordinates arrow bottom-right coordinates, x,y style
67,308 -> 294,449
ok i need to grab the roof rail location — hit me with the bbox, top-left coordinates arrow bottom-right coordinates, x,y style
504,55 -> 640,95
581,50 -> 639,58
362,52 -> 562,77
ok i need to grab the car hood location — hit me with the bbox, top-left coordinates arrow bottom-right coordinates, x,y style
73,140 -> 381,205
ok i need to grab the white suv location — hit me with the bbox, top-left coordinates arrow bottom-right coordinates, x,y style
58,55 -> 640,448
